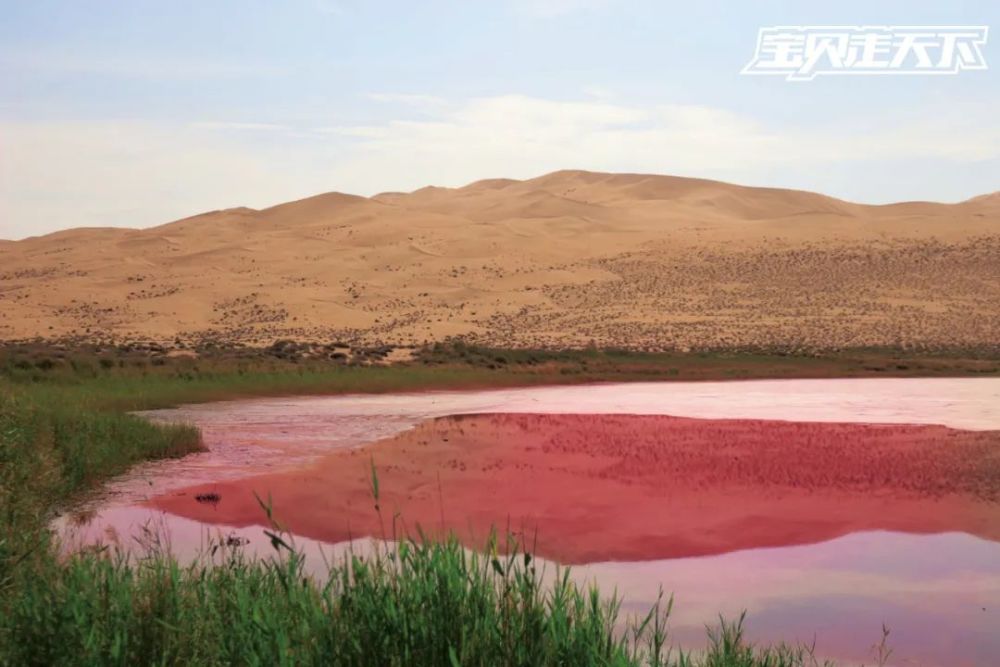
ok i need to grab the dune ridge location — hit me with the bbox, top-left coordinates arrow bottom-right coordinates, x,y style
1,170 -> 998,350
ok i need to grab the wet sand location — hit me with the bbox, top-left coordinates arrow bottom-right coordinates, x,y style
151,412 -> 1000,563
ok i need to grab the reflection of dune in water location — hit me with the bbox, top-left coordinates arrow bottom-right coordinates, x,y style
116,375 -> 1000,500
149,412 -> 1000,563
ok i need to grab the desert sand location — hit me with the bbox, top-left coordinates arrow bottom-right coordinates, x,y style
150,412 -> 1000,563
1,170 -> 998,350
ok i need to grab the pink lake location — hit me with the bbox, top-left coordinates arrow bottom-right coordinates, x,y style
57,378 -> 1000,667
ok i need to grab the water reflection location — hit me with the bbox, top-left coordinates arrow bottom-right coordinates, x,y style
58,507 -> 1000,667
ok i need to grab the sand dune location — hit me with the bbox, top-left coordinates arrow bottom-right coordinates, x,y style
1,170 -> 997,349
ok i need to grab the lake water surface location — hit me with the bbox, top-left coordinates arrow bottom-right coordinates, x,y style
58,378 -> 1000,667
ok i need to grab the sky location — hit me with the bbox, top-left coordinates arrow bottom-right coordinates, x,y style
1,0 -> 998,239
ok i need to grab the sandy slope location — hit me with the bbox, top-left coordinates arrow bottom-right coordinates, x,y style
1,170 -> 997,349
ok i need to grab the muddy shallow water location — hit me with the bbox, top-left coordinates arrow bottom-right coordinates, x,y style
57,378 -> 1000,667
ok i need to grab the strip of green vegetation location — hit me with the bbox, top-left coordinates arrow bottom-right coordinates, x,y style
0,386 -> 201,597
4,341 -> 997,409
0,347 -> 914,664
2,529 -> 839,667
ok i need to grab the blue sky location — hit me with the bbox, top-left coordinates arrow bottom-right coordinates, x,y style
1,0 -> 997,238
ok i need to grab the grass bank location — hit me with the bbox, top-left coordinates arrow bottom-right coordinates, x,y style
2,531 -> 847,667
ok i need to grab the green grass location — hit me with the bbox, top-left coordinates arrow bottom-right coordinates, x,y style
0,387 -> 200,593
0,529 -> 840,667
0,348 -> 907,665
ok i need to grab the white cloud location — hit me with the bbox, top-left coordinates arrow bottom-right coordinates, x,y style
190,121 -> 290,131
510,0 -> 610,18
0,51 -> 283,80
581,85 -> 615,100
328,94 -> 1000,180
365,93 -> 449,111
316,125 -> 389,138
